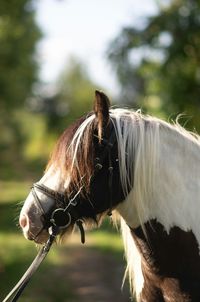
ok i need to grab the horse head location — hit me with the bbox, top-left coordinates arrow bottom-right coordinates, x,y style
19,91 -> 125,244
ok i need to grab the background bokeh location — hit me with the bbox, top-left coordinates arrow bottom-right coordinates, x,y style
0,0 -> 199,301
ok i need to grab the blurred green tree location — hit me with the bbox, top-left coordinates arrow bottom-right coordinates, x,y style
0,0 -> 41,111
0,0 -> 41,179
108,0 -> 200,130
36,57 -> 99,132
17,58 -> 100,178
58,57 -> 98,120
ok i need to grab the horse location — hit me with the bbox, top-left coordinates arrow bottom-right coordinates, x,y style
19,90 -> 200,302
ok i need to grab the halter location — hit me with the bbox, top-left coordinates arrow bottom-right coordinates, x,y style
31,183 -> 86,243
3,124 -> 117,302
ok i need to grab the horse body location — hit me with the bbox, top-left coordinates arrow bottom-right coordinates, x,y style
19,91 -> 200,301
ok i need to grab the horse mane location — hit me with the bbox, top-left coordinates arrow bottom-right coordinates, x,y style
111,108 -> 200,221
46,114 -> 97,194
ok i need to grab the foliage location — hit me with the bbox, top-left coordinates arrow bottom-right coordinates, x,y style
108,0 -> 200,131
28,57 -> 99,133
0,0 -> 41,111
58,57 -> 95,111
0,0 -> 42,179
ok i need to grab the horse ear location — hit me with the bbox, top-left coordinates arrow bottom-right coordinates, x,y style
93,90 -> 111,141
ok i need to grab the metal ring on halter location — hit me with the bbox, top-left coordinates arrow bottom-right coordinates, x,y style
50,208 -> 72,229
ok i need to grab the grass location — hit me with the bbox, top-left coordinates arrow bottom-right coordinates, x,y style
0,180 -> 125,301
88,222 -> 124,260
0,180 -> 31,203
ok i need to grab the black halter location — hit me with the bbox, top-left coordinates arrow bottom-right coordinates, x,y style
3,125 -> 117,302
31,182 -> 86,243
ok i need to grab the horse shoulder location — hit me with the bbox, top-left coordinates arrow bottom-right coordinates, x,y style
130,220 -> 200,302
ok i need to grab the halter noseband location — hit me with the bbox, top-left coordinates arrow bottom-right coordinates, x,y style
32,183 -> 86,244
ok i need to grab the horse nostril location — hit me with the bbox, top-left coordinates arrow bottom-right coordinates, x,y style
19,214 -> 28,229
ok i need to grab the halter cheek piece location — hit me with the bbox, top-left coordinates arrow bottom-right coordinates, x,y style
3,125 -> 117,302
93,126 -> 117,215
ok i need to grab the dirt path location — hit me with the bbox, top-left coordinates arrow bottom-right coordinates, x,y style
60,245 -> 131,302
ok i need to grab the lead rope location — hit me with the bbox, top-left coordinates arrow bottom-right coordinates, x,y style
2,226 -> 59,302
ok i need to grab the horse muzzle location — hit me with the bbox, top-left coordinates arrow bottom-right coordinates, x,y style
19,210 -> 49,243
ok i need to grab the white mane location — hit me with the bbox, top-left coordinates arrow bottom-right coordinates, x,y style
69,108 -> 200,301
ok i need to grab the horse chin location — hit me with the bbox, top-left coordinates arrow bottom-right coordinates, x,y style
34,230 -> 49,244
22,227 -> 49,244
